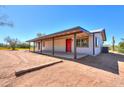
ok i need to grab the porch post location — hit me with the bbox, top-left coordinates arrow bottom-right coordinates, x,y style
33,41 -> 35,52
93,33 -> 95,55
29,42 -> 30,52
74,33 -> 77,59
41,40 -> 42,53
52,37 -> 54,55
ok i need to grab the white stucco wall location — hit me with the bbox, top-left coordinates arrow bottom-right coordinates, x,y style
94,33 -> 103,55
54,38 -> 66,52
34,32 -> 103,56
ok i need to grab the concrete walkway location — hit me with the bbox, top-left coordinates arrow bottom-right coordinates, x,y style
37,50 -> 87,59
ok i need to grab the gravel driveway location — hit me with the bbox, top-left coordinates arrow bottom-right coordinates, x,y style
0,50 -> 124,87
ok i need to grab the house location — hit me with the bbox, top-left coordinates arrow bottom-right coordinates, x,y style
26,26 -> 106,59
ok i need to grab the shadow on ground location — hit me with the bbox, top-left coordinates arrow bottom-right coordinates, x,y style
76,53 -> 124,74
32,51 -> 124,75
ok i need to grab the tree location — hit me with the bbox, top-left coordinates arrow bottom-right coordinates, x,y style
118,39 -> 124,53
119,38 -> 124,49
17,42 -> 30,48
112,36 -> 115,51
36,33 -> 45,37
121,38 -> 124,41
0,6 -> 13,27
4,36 -> 18,50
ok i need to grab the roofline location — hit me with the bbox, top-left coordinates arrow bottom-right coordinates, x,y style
26,26 -> 106,42
26,26 -> 90,42
90,28 -> 107,41
103,29 -> 107,41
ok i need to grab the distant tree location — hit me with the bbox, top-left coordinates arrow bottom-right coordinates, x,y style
112,36 -> 115,51
36,33 -> 45,37
0,43 -> 8,47
119,42 -> 124,48
0,6 -> 13,27
4,36 -> 18,50
119,38 -> 124,49
17,42 -> 30,48
121,38 -> 124,41
118,39 -> 124,53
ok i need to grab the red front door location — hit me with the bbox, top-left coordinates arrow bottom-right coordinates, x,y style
66,39 -> 72,53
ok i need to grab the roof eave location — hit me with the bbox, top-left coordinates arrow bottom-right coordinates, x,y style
26,26 -> 90,42
90,28 -> 107,41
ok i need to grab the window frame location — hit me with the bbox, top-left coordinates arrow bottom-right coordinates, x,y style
43,41 -> 45,47
76,37 -> 89,47
37,42 -> 40,50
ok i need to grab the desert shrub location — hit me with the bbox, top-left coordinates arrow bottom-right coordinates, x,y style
0,43 -> 10,48
118,42 -> 124,53
119,42 -> 124,48
118,48 -> 124,53
109,45 -> 118,51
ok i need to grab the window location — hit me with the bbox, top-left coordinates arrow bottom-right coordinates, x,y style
43,41 -> 45,47
95,37 -> 99,47
76,38 -> 89,47
38,42 -> 40,50
76,39 -> 80,47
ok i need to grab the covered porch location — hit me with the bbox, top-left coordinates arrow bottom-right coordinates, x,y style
27,26 -> 91,59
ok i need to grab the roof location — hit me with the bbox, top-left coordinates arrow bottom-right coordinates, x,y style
90,28 -> 106,41
26,26 -> 90,42
90,28 -> 105,33
26,26 -> 106,42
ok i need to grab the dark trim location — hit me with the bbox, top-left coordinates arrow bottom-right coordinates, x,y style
33,42 -> 35,52
91,29 -> 106,41
26,26 -> 107,43
52,37 -> 54,55
103,29 -> 107,41
40,40 -> 42,53
27,31 -> 82,42
26,26 -> 90,42
74,33 -> 77,59
93,33 -> 95,55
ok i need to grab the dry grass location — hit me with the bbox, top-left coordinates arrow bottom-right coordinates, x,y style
0,47 -> 10,50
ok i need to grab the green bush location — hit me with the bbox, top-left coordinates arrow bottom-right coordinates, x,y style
118,41 -> 124,53
118,48 -> 124,53
0,42 -> 30,50
109,45 -> 118,51
17,43 -> 30,48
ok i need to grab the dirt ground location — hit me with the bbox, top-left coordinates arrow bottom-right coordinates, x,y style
0,50 -> 124,87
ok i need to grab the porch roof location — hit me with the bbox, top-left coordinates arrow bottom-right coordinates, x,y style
26,26 -> 106,42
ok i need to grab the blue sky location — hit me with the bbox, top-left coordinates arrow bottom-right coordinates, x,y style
0,5 -> 124,45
